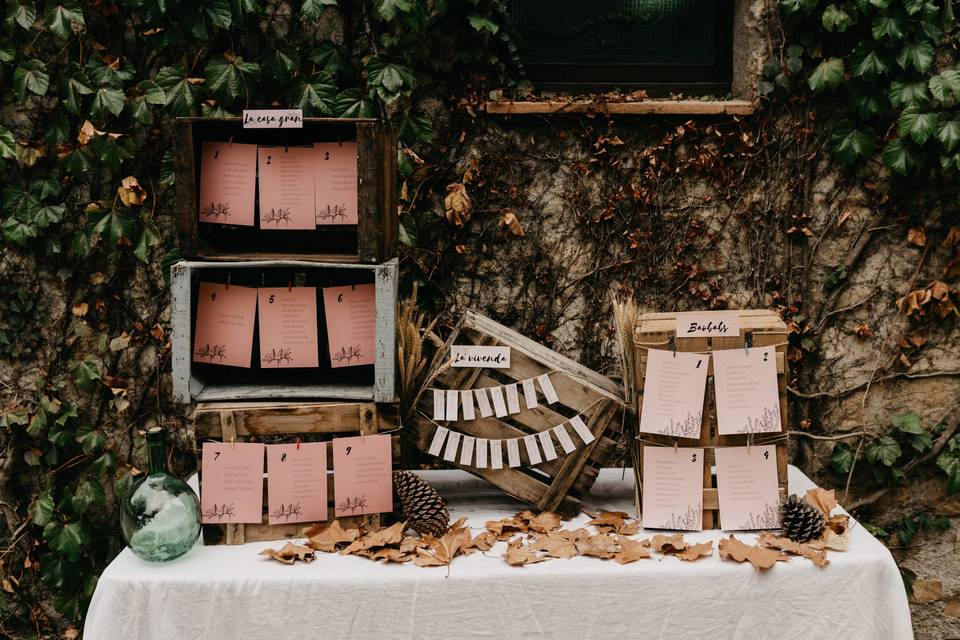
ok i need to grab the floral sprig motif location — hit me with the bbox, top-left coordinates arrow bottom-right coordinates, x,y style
262,347 -> 293,367
262,207 -> 293,226
270,503 -> 304,521
203,503 -> 236,522
200,201 -> 230,220
333,345 -> 363,365
195,344 -> 227,362
317,203 -> 348,223
336,495 -> 368,515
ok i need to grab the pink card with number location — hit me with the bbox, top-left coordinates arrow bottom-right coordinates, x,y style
266,443 -> 327,524
200,442 -> 264,524
641,446 -> 704,531
198,141 -> 257,226
257,287 -> 319,368
257,146 -> 316,230
712,346 -> 782,435
314,142 -> 358,225
715,445 -> 781,530
193,282 -> 257,368
332,434 -> 392,516
322,284 -> 376,368
638,349 -> 708,438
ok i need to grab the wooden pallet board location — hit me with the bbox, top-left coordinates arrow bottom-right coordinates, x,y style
633,310 -> 789,530
192,400 -> 400,544
408,310 -> 626,515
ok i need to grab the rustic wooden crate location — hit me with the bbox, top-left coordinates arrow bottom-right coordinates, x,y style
409,310 -> 627,515
172,117 -> 397,264
633,310 -> 789,530
193,400 -> 400,545
171,259 -> 397,403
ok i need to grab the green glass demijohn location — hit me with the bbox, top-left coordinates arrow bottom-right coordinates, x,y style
120,427 -> 201,562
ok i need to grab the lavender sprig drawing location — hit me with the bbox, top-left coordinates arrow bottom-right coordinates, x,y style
742,502 -> 781,530
736,405 -> 782,434
262,207 -> 293,227
660,410 -> 703,438
336,495 -> 368,515
270,503 -> 304,521
200,201 -> 230,220
664,503 -> 702,530
317,203 -> 348,224
333,345 -> 364,365
203,503 -> 236,522
195,343 -> 227,362
261,347 -> 293,367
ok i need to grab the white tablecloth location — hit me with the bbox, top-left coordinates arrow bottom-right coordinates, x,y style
84,467 -> 912,640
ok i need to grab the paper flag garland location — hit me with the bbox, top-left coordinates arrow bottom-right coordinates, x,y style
431,373 -> 560,422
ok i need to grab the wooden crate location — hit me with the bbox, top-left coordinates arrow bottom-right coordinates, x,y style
171,259 -> 397,403
633,310 -> 789,529
409,310 -> 627,515
172,117 -> 397,264
193,400 -> 401,544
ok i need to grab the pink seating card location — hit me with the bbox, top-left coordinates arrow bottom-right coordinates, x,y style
321,284 -> 376,368
332,434 -> 392,516
266,443 -> 328,524
314,142 -> 358,225
198,141 -> 257,226
257,146 -> 316,230
192,282 -> 257,368
638,349 -> 708,438
257,287 -> 319,368
715,445 -> 781,530
712,347 -> 782,435
201,442 -> 265,524
642,446 -> 704,531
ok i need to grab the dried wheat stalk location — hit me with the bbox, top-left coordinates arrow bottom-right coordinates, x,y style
610,292 -> 640,409
397,284 -> 450,423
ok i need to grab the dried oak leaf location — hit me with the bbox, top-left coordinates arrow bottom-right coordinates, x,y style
575,533 -> 621,559
258,542 -> 316,564
399,536 -> 431,555
756,532 -> 828,567
341,521 -> 408,555
650,533 -> 686,554
585,510 -> 638,535
719,535 -> 788,570
504,539 -> 546,566
527,532 -> 579,559
518,510 -> 562,534
614,536 -> 651,564
804,488 -> 838,517
463,531 -> 497,554
444,181 -> 472,226
673,541 -> 714,562
413,517 -> 472,567
486,516 -> 528,540
117,176 -> 147,207
304,520 -> 360,553
369,547 -> 412,563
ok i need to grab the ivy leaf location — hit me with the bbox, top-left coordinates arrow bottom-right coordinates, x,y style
896,41 -> 934,73
308,42 -> 352,79
467,13 -> 499,34
33,492 -> 55,527
155,66 -> 203,117
376,0 -> 413,20
133,223 -> 161,262
6,1 -> 36,30
204,0 -> 232,28
0,125 -> 16,161
33,204 -> 66,228
808,58 -> 844,93
301,0 -> 336,19
290,78 -> 337,115
85,56 -> 135,87
261,47 -> 299,82
882,138 -> 921,174
889,79 -> 930,108
928,69 -> 960,103
398,213 -> 417,247
936,437 -> 960,493
49,521 -> 92,562
61,67 -> 95,115
0,37 -> 15,62
398,109 -> 433,144
91,86 -> 125,118
76,429 -> 106,455
866,435 -> 902,467
68,355 -> 101,391
137,80 -> 166,105
892,412 -> 933,453
366,56 -> 413,99
44,1 -> 85,39
780,0 -> 818,15
851,43 -> 892,79
334,89 -> 377,118
88,206 -> 135,245
936,119 -> 960,152
830,119 -> 876,165
898,108 -> 939,145
848,82 -> 886,118
14,59 -> 51,101
2,216 -> 38,246
871,13 -> 905,40
831,443 -> 853,474
71,479 -> 106,513
822,4 -> 853,31
89,135 -> 132,171
205,54 -> 261,105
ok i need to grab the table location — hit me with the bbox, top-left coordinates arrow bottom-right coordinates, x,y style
84,466 -> 912,640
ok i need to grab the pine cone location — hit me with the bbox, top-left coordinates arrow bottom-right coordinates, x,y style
780,494 -> 826,543
393,471 -> 449,537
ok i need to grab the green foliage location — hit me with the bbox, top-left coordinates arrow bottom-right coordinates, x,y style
832,411 -> 938,489
779,0 -> 960,174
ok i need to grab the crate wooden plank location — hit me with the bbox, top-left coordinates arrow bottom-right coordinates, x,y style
173,117 -> 397,264
194,400 -> 399,545
171,259 -> 397,403
408,310 -> 626,515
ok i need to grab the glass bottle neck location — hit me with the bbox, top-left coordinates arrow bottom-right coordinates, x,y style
147,434 -> 167,475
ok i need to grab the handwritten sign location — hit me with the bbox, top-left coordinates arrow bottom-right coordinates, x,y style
715,445 -> 781,530
200,442 -> 264,524
450,345 -> 511,368
712,347 -> 782,435
198,141 -> 257,226
332,435 -> 392,516
638,349 -> 708,438
241,109 -> 303,128
642,446 -> 704,531
674,312 -> 741,338
257,287 -> 319,368
322,284 -> 376,368
192,282 -> 257,368
266,443 -> 327,524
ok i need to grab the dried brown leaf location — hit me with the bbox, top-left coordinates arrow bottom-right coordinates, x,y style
757,532 -> 829,567
444,182 -> 472,226
650,533 -> 686,554
499,208 -> 524,236
719,535 -> 787,570
370,548 -> 412,563
585,511 -> 638,534
528,533 -> 579,559
907,227 -> 926,247
519,510 -> 562,534
118,176 -> 147,207
614,536 -> 651,564
504,539 -> 547,566
575,533 -> 621,559
463,531 -> 497,554
804,488 -> 838,516
853,323 -> 874,338
486,516 -> 528,540
258,542 -> 316,564
674,541 -> 714,562
341,521 -> 408,555
304,520 -> 360,553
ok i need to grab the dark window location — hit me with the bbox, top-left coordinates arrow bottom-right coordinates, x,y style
511,0 -> 734,95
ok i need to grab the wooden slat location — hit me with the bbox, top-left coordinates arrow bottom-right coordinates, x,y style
483,99 -> 755,116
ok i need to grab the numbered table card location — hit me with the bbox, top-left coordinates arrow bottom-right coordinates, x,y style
332,434 -> 392,516
712,347 -> 782,435
201,442 -> 265,524
638,349 -> 708,438
257,146 -> 316,230
198,141 -> 257,226
715,445 -> 781,530
257,287 -> 319,368
266,443 -> 328,524
314,142 -> 358,225
642,447 -> 704,531
193,282 -> 257,368
322,284 -> 376,368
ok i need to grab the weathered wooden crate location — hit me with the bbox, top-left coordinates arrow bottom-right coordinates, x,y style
171,259 -> 397,403
409,310 -> 627,515
172,117 -> 397,264
193,400 -> 400,544
633,310 -> 789,530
